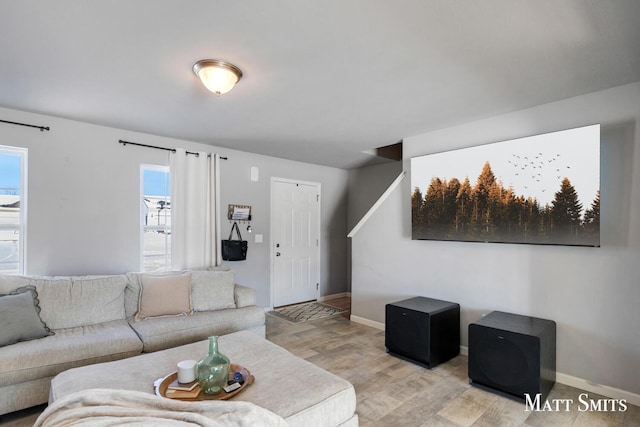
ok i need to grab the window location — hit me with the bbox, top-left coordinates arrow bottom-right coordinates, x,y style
0,146 -> 27,274
141,165 -> 171,272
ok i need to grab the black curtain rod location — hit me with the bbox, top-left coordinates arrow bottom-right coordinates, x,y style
119,139 -> 227,159
1,119 -> 50,132
119,139 -> 176,152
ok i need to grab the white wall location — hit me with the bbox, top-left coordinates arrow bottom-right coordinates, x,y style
351,82 -> 640,397
0,107 -> 349,308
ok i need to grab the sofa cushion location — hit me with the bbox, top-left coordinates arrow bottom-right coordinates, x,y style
0,276 -> 70,330
0,275 -> 128,329
0,320 -> 143,387
135,272 -> 193,321
124,273 -> 141,319
0,287 -> 53,347
128,306 -> 266,352
234,284 -> 257,308
67,276 -> 128,328
190,269 -> 236,311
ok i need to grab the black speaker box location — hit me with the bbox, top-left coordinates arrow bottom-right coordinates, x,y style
468,311 -> 556,400
385,297 -> 460,368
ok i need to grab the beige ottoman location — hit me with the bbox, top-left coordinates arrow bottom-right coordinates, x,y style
49,330 -> 358,427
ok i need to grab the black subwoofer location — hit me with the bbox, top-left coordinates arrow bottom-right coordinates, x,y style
385,297 -> 460,368
468,311 -> 556,400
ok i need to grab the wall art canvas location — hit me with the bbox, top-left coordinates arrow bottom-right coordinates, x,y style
411,125 -> 600,247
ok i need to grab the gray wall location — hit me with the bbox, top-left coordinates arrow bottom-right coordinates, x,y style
217,148 -> 349,306
347,161 -> 403,231
350,81 -> 640,396
347,161 -> 403,293
0,107 -> 349,308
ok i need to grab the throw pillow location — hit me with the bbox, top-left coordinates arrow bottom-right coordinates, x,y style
190,269 -> 236,311
0,286 -> 54,347
134,272 -> 193,321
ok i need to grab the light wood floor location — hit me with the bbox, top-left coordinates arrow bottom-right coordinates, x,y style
3,297 -> 639,426
268,297 -> 640,427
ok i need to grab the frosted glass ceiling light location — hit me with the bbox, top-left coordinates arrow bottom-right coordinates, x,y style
193,59 -> 243,95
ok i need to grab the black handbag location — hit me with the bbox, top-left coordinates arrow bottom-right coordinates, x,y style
221,222 -> 248,261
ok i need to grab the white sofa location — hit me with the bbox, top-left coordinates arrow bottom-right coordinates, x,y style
0,268 -> 265,415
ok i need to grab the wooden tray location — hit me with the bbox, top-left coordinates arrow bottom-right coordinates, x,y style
156,363 -> 254,401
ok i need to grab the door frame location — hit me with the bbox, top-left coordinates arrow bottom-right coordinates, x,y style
269,177 -> 321,309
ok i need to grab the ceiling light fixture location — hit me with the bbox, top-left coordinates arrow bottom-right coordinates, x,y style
192,59 -> 243,95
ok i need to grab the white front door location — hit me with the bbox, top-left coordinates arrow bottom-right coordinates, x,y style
271,178 -> 320,307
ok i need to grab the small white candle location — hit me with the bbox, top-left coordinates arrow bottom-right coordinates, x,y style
177,359 -> 197,384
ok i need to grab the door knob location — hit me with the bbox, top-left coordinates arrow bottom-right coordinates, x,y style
276,252 -> 281,256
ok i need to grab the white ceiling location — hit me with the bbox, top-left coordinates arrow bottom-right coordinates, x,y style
1,1 -> 639,169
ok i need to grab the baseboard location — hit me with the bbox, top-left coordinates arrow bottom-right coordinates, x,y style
461,347 -> 638,405
319,292 -> 351,302
460,345 -> 468,356
350,316 -> 640,406
350,315 -> 385,330
555,373 -> 640,407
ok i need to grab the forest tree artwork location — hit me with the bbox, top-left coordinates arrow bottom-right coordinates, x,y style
411,125 -> 600,247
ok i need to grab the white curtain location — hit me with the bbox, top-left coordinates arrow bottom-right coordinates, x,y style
170,149 -> 221,269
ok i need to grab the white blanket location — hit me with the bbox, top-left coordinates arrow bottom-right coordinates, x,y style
35,388 -> 289,427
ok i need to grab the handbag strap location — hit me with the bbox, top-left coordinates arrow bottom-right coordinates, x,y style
228,222 -> 243,241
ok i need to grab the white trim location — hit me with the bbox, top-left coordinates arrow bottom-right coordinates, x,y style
350,318 -> 466,356
350,315 -> 385,330
319,292 -> 351,302
19,147 -> 27,274
556,373 -> 640,407
213,154 -> 222,266
0,145 -> 27,274
140,164 -> 171,272
347,171 -> 405,238
139,166 -> 145,271
460,348 -> 640,404
457,347 -> 639,404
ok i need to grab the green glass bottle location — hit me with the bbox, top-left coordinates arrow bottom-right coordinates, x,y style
196,336 -> 230,394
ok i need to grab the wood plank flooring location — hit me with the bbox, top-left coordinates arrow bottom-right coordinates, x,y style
267,297 -> 640,427
3,297 -> 639,426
